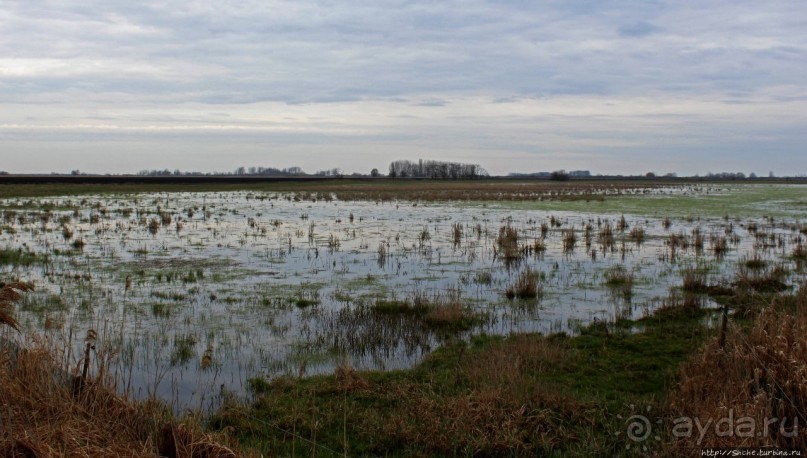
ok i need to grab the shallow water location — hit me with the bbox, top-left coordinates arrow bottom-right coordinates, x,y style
0,187 -> 804,411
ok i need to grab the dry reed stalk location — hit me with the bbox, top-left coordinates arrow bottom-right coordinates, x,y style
0,281 -> 250,457
0,281 -> 33,331
667,291 -> 807,453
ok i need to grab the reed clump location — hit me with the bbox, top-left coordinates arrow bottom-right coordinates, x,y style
451,222 -> 463,247
562,229 -> 577,253
598,223 -> 615,251
370,291 -> 480,331
496,223 -> 520,260
376,241 -> 388,267
735,264 -> 789,293
147,217 -> 160,235
603,264 -> 633,300
681,268 -> 709,293
629,226 -> 645,244
668,301 -> 807,452
505,269 -> 541,300
0,281 -> 34,331
711,234 -> 729,257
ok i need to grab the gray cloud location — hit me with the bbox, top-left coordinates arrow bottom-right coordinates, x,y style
1,0 -> 806,175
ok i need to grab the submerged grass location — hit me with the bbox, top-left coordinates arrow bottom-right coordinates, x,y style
0,281 -> 248,457
212,279 -> 807,456
214,287 -> 717,456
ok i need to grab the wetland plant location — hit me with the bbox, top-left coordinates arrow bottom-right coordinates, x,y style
604,264 -> 633,300
735,264 -> 788,293
147,217 -> 160,235
200,345 -> 214,370
742,254 -> 768,270
71,237 -> 84,251
473,271 -> 493,285
418,226 -> 431,248
327,233 -> 341,250
452,223 -> 463,248
562,228 -> 577,253
670,303 -> 807,452
0,281 -> 33,331
171,334 -> 197,365
496,223 -> 521,261
61,224 -> 74,240
711,235 -> 729,258
681,268 -> 709,293
505,268 -> 541,300
598,223 -> 615,251
692,227 -> 705,254
629,226 -> 645,244
532,238 -> 547,254
617,214 -> 628,231
792,241 -> 807,260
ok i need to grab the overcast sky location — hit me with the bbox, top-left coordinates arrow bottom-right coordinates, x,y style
1,0 -> 806,176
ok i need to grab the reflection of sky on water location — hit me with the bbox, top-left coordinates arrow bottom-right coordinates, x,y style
1,189 -> 804,411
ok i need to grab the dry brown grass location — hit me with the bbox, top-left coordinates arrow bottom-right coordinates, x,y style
279,180 -> 678,202
667,285 -> 807,453
0,282 -> 248,457
495,223 -> 520,260
368,336 -> 587,455
0,281 -> 33,331
505,269 -> 541,299
423,300 -> 464,326
236,334 -> 592,456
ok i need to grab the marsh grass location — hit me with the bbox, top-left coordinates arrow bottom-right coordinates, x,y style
711,234 -> 729,258
216,288 -> 717,456
505,268 -> 541,300
562,228 -> 577,253
735,263 -> 789,293
668,292 -> 807,453
682,267 -> 709,293
0,282 -> 244,456
147,217 -> 160,235
451,222 -> 463,248
495,223 -> 520,260
792,240 -> 807,260
370,291 -> 481,331
0,248 -> 44,267
376,241 -> 387,266
629,226 -> 645,244
0,281 -> 33,330
598,223 -> 615,251
3,182 -> 806,455
604,264 -> 633,300
742,253 -> 768,270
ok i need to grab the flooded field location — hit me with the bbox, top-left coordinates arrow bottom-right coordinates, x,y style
1,182 -> 805,411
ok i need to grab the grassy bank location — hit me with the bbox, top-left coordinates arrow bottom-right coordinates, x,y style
212,294 -> 713,456
212,277 -> 807,456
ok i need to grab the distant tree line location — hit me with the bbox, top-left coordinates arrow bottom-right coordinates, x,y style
509,170 -> 590,179
387,159 -> 487,179
138,166 -> 308,177
704,172 -> 752,179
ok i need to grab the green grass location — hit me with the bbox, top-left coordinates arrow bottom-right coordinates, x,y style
2,181 -> 805,219
483,183 -> 807,218
0,248 -> 47,267
212,296 -> 714,456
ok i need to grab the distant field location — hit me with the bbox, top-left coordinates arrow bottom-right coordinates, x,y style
1,175 -> 802,199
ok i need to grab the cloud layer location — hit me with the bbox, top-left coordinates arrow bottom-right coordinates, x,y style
1,0 -> 806,175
